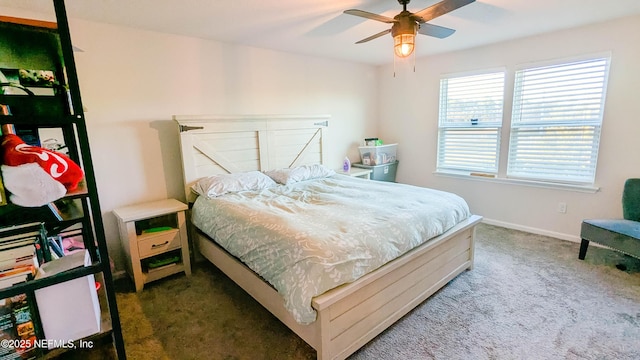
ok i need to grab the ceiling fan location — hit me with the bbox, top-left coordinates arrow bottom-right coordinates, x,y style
344,0 -> 475,58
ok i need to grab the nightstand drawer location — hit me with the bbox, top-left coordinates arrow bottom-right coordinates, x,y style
138,230 -> 181,258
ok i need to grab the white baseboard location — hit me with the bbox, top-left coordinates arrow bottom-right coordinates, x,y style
481,218 -> 581,243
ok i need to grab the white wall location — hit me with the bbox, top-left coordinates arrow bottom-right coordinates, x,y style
0,7 -> 379,271
72,21 -> 378,271
378,15 -> 640,240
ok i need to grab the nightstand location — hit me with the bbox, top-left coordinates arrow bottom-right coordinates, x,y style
338,168 -> 373,179
114,199 -> 191,291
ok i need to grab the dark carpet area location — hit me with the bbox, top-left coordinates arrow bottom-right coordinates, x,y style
106,224 -> 640,359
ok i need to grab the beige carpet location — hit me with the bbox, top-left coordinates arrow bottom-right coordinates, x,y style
110,224 -> 639,359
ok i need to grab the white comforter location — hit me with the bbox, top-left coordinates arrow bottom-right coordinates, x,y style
191,175 -> 471,324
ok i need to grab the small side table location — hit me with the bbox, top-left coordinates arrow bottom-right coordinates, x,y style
338,168 -> 372,179
114,199 -> 191,291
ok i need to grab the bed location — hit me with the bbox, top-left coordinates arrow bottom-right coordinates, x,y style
173,114 -> 482,360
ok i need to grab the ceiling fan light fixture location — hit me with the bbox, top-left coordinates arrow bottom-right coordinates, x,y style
391,13 -> 417,58
394,33 -> 415,57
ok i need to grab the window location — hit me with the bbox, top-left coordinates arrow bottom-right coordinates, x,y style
435,55 -> 611,188
437,71 -> 505,174
508,57 -> 610,184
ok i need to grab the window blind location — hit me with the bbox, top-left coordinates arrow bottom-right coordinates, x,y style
437,71 -> 504,173
508,57 -> 609,184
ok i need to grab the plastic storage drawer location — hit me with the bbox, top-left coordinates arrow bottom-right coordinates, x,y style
352,161 -> 399,182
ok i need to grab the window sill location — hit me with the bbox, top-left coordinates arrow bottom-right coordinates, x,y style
434,171 -> 599,193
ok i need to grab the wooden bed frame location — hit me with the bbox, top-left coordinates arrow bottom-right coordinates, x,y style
173,114 -> 482,360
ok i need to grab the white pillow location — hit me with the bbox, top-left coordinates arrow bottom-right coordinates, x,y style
192,171 -> 276,198
264,164 -> 335,185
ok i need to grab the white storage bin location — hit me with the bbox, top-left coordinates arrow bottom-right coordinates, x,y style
358,143 -> 397,166
34,251 -> 101,345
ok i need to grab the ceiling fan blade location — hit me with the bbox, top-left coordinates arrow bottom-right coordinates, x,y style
411,0 -> 475,23
356,29 -> 392,44
344,9 -> 396,24
418,23 -> 456,38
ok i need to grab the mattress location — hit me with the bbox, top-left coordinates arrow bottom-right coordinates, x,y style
191,174 -> 471,324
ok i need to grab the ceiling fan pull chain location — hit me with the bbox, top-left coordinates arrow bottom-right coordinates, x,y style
413,50 -> 416,73
393,52 -> 397,78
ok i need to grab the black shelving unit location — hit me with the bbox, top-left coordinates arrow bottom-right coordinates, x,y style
0,0 -> 125,358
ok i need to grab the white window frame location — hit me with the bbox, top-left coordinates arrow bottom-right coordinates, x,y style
436,70 -> 505,175
507,55 -> 610,185
434,52 -> 611,193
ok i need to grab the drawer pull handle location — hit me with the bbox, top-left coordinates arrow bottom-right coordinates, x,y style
151,241 -> 170,249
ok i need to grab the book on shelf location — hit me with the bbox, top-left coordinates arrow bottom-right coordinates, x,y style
0,298 -> 14,358
0,294 -> 40,359
0,223 -> 44,241
0,246 -> 38,290
0,237 -> 36,252
47,227 -> 84,259
0,245 -> 35,263
0,223 -> 46,290
0,223 -> 47,266
0,264 -> 36,279
0,271 -> 33,290
0,170 -> 6,207
0,254 -> 36,273
0,104 -> 11,116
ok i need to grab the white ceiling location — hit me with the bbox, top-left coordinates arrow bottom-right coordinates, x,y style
2,0 -> 640,65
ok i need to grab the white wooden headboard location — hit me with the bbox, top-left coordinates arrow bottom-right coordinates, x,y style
173,114 -> 330,200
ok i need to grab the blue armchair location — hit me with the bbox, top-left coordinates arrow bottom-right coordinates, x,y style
579,179 -> 640,261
